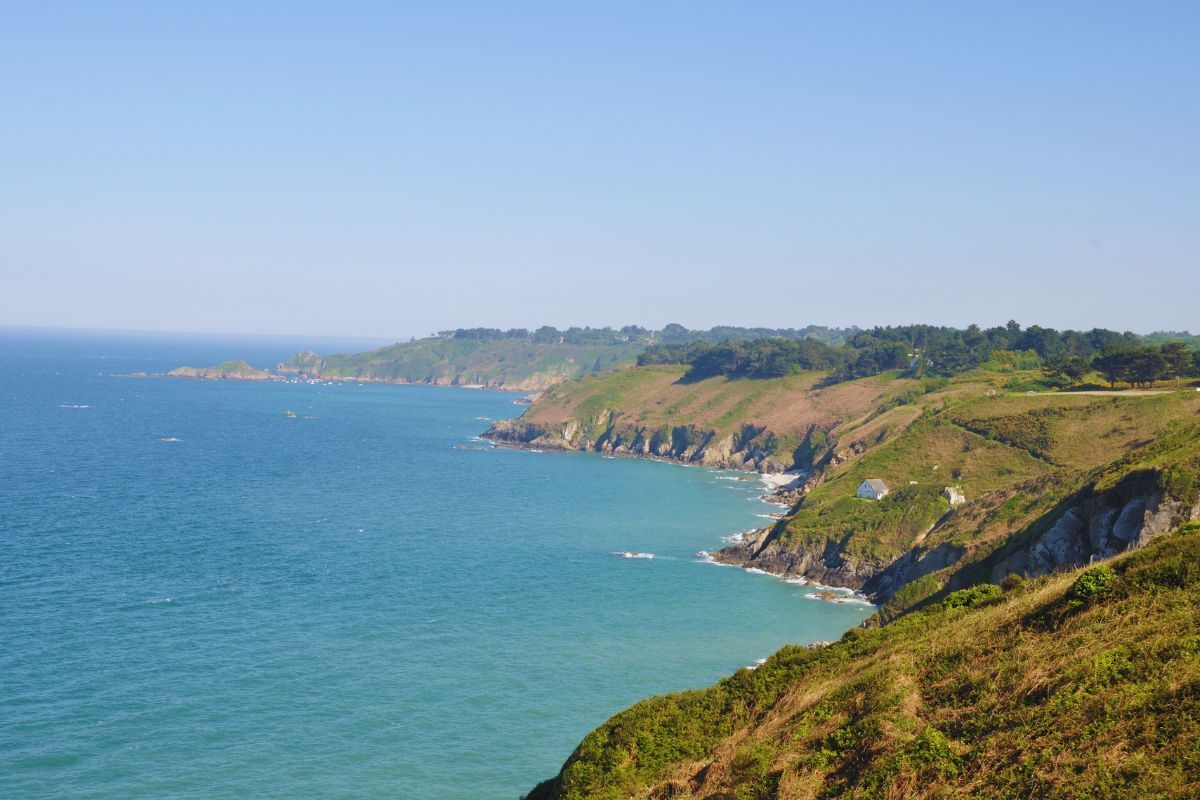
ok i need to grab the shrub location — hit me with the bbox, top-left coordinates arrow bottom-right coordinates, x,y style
1000,572 -> 1026,593
941,584 -> 1003,610
1068,564 -> 1118,607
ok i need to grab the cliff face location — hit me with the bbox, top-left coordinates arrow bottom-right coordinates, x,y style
986,472 -> 1199,582
483,415 -> 796,472
714,526 -> 902,589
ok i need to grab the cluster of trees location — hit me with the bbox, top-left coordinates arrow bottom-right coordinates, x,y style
639,338 -> 843,379
657,323 -> 853,346
639,322 -> 1200,387
1085,343 -> 1197,388
435,326 -> 654,345
833,323 -> 1147,381
435,323 -> 857,348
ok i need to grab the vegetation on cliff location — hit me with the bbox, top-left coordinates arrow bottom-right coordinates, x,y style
492,349 -> 1200,618
525,524 -> 1200,799
179,322 -> 1199,394
721,381 -> 1200,614
276,329 -> 647,390
484,365 -> 926,471
270,325 -> 852,391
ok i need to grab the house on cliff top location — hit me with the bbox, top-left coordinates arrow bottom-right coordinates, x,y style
856,479 -> 890,501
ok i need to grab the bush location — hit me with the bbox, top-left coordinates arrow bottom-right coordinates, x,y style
941,584 -> 1003,610
1000,573 -> 1026,593
1068,564 -> 1118,607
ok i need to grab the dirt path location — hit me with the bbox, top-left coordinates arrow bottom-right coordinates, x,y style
1017,389 -> 1180,397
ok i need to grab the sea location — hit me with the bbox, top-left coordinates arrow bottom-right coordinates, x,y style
0,329 -> 873,799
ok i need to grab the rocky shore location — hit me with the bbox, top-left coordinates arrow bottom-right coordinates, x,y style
481,417 -> 797,472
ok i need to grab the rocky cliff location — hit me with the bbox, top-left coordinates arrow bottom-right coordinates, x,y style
714,525 -> 900,589
483,414 -> 797,472
718,461 -> 1200,615
986,470 -> 1199,581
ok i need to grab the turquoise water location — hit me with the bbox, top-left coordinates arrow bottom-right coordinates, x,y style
0,331 -> 872,799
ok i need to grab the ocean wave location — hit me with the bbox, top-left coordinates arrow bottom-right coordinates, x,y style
59,403 -> 90,409
802,592 -> 875,606
614,551 -> 654,559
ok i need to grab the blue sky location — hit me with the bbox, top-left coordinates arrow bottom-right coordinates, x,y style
2,2 -> 1196,338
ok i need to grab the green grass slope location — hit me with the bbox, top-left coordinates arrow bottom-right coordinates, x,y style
724,378 -> 1200,596
277,337 -> 645,390
526,523 -> 1200,800
491,365 -> 926,470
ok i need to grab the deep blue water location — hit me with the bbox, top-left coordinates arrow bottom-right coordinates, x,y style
0,330 -> 871,799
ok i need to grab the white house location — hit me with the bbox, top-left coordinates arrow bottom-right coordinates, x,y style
856,479 -> 890,501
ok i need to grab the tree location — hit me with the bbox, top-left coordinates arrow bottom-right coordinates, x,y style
1043,354 -> 1090,384
1160,342 -> 1191,385
1093,351 -> 1131,388
1128,349 -> 1166,388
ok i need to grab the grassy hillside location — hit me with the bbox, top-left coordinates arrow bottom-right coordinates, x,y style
486,365 -> 926,471
526,523 -> 1200,800
276,337 -> 646,391
495,357 -> 1200,606
723,370 -> 1200,601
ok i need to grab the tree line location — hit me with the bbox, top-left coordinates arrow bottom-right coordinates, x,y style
637,322 -> 1200,386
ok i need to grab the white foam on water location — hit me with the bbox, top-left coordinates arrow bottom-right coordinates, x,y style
695,551 -> 738,567
613,551 -> 654,559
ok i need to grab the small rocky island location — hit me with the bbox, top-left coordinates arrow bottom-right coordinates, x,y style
167,359 -> 272,381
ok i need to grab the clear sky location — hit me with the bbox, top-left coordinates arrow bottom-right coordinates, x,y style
2,2 -> 1196,338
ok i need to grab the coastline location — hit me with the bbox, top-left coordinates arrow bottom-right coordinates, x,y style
703,472 -> 877,608
492,434 -> 876,608
122,371 -> 540,396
